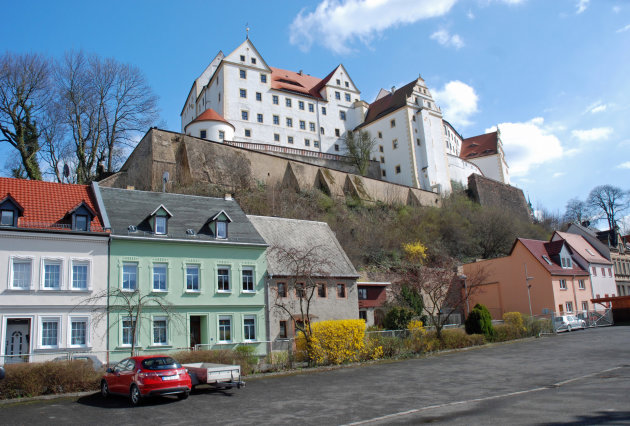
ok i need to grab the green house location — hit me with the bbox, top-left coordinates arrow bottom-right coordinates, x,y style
95,186 -> 267,361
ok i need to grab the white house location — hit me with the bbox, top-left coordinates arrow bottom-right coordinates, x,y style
0,179 -> 109,366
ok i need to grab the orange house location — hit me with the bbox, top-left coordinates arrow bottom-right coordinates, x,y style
463,238 -> 593,320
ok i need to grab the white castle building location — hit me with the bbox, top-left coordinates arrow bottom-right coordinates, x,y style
181,38 -> 509,194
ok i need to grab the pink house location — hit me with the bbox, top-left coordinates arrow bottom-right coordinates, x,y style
463,238 -> 593,320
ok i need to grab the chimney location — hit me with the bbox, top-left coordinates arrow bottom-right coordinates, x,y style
224,193 -> 233,201
391,86 -> 396,94
299,70 -> 303,75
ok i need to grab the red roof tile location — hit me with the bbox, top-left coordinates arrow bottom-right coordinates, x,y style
0,177 -> 105,232
460,131 -> 498,160
188,108 -> 233,127
270,67 -> 328,99
517,238 -> 588,276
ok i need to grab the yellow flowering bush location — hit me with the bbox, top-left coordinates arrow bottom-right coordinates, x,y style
503,312 -> 526,333
402,241 -> 427,264
295,319 -> 383,365
408,320 -> 426,336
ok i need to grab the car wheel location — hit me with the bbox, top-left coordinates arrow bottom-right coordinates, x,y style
129,384 -> 141,407
567,324 -> 572,332
101,380 -> 110,398
178,391 -> 189,400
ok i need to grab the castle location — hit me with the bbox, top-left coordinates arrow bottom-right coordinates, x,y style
180,38 -> 510,195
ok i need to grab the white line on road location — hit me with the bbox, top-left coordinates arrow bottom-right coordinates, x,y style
344,366 -> 624,425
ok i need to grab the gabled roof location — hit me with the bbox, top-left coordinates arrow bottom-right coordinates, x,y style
210,210 -> 232,222
358,80 -> 417,128
67,200 -> 98,217
150,204 -> 173,217
247,215 -> 359,278
516,238 -> 588,276
270,67 -> 327,99
99,186 -> 265,245
0,177 -> 105,232
461,131 -> 498,160
553,231 -> 612,265
565,222 -> 612,261
0,193 -> 24,213
186,109 -> 234,130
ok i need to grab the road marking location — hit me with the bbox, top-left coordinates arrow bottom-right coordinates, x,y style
344,366 -> 624,425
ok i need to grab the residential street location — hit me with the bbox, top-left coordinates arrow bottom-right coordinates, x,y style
1,326 -> 629,425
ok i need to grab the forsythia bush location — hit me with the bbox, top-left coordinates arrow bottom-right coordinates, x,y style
402,241 -> 427,264
503,312 -> 526,334
408,320 -> 426,336
295,319 -> 383,365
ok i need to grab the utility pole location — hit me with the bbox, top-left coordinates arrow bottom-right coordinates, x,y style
525,263 -> 534,317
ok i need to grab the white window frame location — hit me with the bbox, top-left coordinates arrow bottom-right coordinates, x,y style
41,257 -> 64,290
155,216 -> 167,235
241,267 -> 255,293
152,263 -> 168,292
578,279 -> 585,290
565,301 -> 573,313
152,316 -> 169,346
39,316 -> 61,349
121,316 -> 137,347
559,279 -> 567,290
581,301 -> 589,311
218,315 -> 232,343
217,266 -> 231,293
185,264 -> 201,293
122,262 -> 138,292
243,315 -> 256,342
70,258 -> 91,291
9,256 -> 34,290
216,221 -> 227,239
68,316 -> 90,348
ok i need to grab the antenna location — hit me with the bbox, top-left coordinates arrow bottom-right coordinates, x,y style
162,171 -> 169,193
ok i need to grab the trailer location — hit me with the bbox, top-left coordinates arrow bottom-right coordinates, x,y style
183,363 -> 245,390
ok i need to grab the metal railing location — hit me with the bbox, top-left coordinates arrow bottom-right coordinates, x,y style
224,140 -> 349,162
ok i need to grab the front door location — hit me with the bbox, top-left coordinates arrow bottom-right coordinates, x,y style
4,319 -> 30,363
190,316 -> 201,349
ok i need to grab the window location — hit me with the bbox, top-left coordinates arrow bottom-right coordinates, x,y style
155,216 -> 167,235
416,138 -> 421,146
308,103 -> 314,112
317,283 -> 326,298
299,101 -> 304,110
582,301 -> 588,311
379,145 -> 384,153
153,318 -> 168,345
608,267 -> 612,277
240,55 -> 245,61
285,98 -> 292,107
392,139 -> 398,149
260,74 -> 267,83
601,267 -> 605,276
286,118 -> 293,127
186,265 -> 200,291
11,258 -> 31,289
256,92 -> 262,101
345,81 -> 349,88
322,107 -> 326,115
242,268 -> 254,292
565,301 -> 573,312
543,256 -> 553,265
239,69 -> 246,79
41,319 -> 59,348
395,165 -> 401,174
70,318 -> 88,346
274,133 -> 280,142
288,136 -> 294,144
296,283 -> 306,298
200,130 -> 207,139
218,316 -> 231,342
257,113 -> 263,123
358,288 -> 367,300
217,267 -> 230,292
382,170 -> 387,177
335,128 -> 340,137
279,321 -> 288,339
578,279 -> 585,290
251,57 -> 256,64
359,310 -> 367,321
309,122 -> 316,132
43,260 -> 61,290
335,91 -> 341,100
320,127 -> 325,135
339,111 -> 346,121
380,156 -> 385,164
390,119 -> 396,128
273,115 -> 280,125
412,115 -> 416,122
272,95 -> 279,105
305,139 -> 310,146
300,120 -> 306,130
72,261 -> 89,290
219,130 -> 225,140
378,131 -> 382,138
75,215 -> 88,231
336,79 -> 340,85
561,258 -> 566,267
314,140 -> 319,148
345,93 -> 351,102
337,283 -> 346,298
592,267 -> 597,276
559,279 -> 567,290
1,210 -> 15,226
239,88 -> 247,98
241,110 -> 248,120
153,263 -> 167,291
122,263 -> 137,291
334,144 -> 340,151
244,129 -> 251,137
277,282 -> 287,298
244,316 -> 256,341
122,318 -> 136,346
217,221 -> 227,239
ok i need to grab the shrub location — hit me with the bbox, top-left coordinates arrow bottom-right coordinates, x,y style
493,324 -> 523,342
369,335 -> 410,358
465,304 -> 496,340
503,312 -> 526,334
383,306 -> 415,330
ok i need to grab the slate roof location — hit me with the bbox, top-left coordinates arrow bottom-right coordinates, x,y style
0,177 -> 105,232
565,222 -> 612,261
553,231 -> 612,265
460,131 -> 498,160
358,80 -> 417,128
98,186 -> 266,245
247,215 -> 359,278
517,238 -> 589,276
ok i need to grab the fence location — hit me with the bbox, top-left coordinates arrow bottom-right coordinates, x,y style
551,308 -> 613,333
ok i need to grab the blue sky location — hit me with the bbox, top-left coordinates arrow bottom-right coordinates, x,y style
1,0 -> 629,219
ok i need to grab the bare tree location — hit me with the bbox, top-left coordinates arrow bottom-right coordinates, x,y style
342,130 -> 376,176
0,52 -> 50,180
587,185 -> 629,234
563,198 -> 593,225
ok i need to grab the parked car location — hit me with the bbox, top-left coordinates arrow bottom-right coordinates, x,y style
0,366 -> 4,380
101,356 -> 192,406
554,315 -> 586,332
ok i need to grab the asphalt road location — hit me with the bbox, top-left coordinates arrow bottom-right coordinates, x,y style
1,326 -> 629,425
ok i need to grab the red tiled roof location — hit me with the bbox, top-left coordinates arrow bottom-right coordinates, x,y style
0,177 -> 105,232
517,238 -> 588,276
460,131 -> 498,160
188,108 -> 233,127
359,80 -> 417,128
270,67 -> 328,99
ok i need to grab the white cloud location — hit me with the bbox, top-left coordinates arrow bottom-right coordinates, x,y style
552,172 -> 565,178
613,6 -> 621,13
430,29 -> 465,49
617,161 -> 630,169
467,9 -> 475,19
571,127 -> 613,142
486,117 -> 564,177
289,0 -> 457,54
432,81 -> 478,127
576,0 -> 589,14
590,104 -> 607,113
616,24 -> 630,33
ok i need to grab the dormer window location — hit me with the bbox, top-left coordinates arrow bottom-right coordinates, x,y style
150,204 -> 173,236
1,209 -> 15,226
76,215 -> 88,231
217,221 -> 227,239
155,217 -> 167,235
209,210 -> 232,240
0,195 -> 23,227
67,201 -> 96,232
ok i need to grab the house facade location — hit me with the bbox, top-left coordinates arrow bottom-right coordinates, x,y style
463,238 -> 593,320
357,282 -> 390,327
96,186 -> 268,361
247,216 -> 359,351
0,179 -> 109,365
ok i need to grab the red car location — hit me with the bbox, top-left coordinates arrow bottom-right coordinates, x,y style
101,355 -> 192,406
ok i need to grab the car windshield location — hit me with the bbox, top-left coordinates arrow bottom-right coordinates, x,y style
141,357 -> 181,370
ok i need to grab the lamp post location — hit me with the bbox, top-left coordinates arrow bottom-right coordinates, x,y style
525,264 -> 534,317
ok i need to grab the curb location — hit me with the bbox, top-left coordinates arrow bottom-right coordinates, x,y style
0,390 -> 96,405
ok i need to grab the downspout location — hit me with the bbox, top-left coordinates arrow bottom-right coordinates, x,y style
571,274 -> 578,313
265,273 -> 272,356
106,237 -> 111,366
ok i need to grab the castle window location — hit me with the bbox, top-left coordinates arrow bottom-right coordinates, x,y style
240,55 -> 245,62
395,165 -> 401,174
320,127 -> 325,135
241,110 -> 248,120
240,89 -> 246,98
251,57 -> 256,65
314,140 -> 320,148
260,74 -> 267,83
378,131 -> 382,139
274,133 -> 280,142
256,92 -> 262,101
257,114 -> 263,123
336,79 -> 340,85
380,156 -> 385,164
286,118 -> 293,127
200,130 -> 207,139
273,115 -> 280,125
219,131 -> 225,140
299,120 -> 306,130
335,128 -> 340,137
345,81 -> 349,88
335,91 -> 341,100
273,95 -> 279,105
334,144 -> 339,151
339,111 -> 346,121
412,115 -> 416,121
392,139 -> 398,149
244,129 -> 251,137
322,107 -> 327,115
390,119 -> 396,128
285,98 -> 292,107
379,145 -> 383,153
345,93 -> 351,102
299,101 -> 305,110
416,138 -> 421,146
305,139 -> 310,146
239,69 -> 246,79
288,136 -> 294,144
382,170 -> 386,177
309,122 -> 315,132
308,103 -> 314,112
